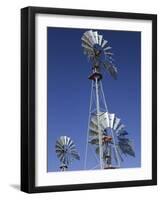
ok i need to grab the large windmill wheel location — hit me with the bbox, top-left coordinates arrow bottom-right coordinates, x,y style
81,30 -> 117,79
55,136 -> 80,171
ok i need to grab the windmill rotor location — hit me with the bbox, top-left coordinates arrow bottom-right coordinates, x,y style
55,136 -> 80,171
81,30 -> 117,79
88,112 -> 135,167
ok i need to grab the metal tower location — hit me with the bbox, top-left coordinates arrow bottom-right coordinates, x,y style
82,30 -> 135,170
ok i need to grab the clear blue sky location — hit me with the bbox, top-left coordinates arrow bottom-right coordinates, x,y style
47,27 -> 141,172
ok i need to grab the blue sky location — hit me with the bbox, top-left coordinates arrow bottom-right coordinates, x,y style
47,27 -> 141,172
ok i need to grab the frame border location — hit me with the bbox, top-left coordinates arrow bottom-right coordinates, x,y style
21,6 -> 157,193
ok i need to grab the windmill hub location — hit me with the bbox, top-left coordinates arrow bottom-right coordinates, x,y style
93,44 -> 102,56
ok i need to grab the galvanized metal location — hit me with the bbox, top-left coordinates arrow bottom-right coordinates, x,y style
55,136 -> 80,171
82,30 -> 135,170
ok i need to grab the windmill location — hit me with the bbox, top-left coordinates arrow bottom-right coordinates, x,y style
55,136 -> 80,171
82,30 -> 135,170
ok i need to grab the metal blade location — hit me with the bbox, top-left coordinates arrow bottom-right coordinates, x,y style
71,152 -> 80,160
98,35 -> 103,46
64,136 -> 68,145
99,112 -> 110,128
66,136 -> 71,146
101,39 -> 108,48
89,137 -> 99,145
99,118 -> 108,130
60,136 -> 65,145
104,52 -> 114,56
84,30 -> 96,45
118,130 -> 128,136
56,139 -> 64,148
93,31 -> 99,44
89,122 -> 98,132
88,30 -> 97,44
113,117 -> 121,131
55,141 -> 63,150
112,146 -> 118,164
59,153 -> 65,162
90,116 -> 98,127
81,37 -> 93,48
118,140 -> 135,157
82,43 -> 94,53
109,113 -> 115,129
104,62 -> 117,79
116,146 -> 124,162
95,146 -> 99,154
89,127 -> 99,136
55,145 -> 63,152
68,139 -> 75,148
116,124 -> 125,134
103,46 -> 112,51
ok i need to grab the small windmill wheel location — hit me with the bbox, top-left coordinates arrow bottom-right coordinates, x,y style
55,136 -> 80,171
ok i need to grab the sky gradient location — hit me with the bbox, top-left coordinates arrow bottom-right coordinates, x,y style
47,27 -> 141,172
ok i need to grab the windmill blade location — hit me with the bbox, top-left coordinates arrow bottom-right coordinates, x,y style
84,30 -> 96,45
112,146 -> 118,164
56,150 -> 63,157
55,142 -> 63,150
98,35 -> 103,46
109,113 -> 115,129
60,136 -> 65,145
64,136 -> 68,145
99,119 -> 107,131
67,138 -> 75,148
103,46 -> 112,51
56,140 -> 64,149
108,56 -> 115,62
113,117 -> 121,131
101,39 -> 108,48
81,37 -> 93,48
118,130 -> 128,136
67,137 -> 72,148
88,30 -> 97,44
99,112 -> 110,128
59,152 -> 65,162
71,151 -> 80,160
116,124 -> 125,134
89,112 -> 111,137
81,32 -> 95,46
93,31 -> 99,44
118,139 -> 135,157
116,145 -> 124,162
89,119 -> 100,134
104,52 -> 114,56
90,116 -> 98,127
103,62 -> 117,79
95,146 -> 99,155
89,137 -> 99,145
89,127 -> 99,136
83,32 -> 94,45
82,43 -> 94,53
